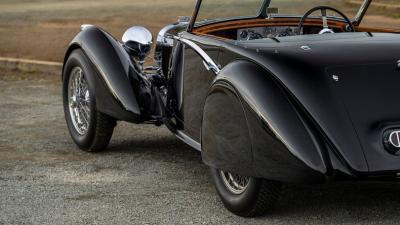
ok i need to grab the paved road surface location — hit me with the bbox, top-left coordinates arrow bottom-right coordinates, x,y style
1,68 -> 400,224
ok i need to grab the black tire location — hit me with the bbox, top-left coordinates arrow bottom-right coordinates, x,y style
210,168 -> 282,217
63,49 -> 116,152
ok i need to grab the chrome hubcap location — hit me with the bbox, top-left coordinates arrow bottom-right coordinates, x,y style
220,170 -> 250,195
68,67 -> 91,135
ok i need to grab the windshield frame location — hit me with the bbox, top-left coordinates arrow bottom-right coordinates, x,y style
188,0 -> 270,31
188,0 -> 372,32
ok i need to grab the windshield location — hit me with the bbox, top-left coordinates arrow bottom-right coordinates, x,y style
195,0 -> 366,26
361,0 -> 400,30
196,0 -> 264,24
269,0 -> 363,19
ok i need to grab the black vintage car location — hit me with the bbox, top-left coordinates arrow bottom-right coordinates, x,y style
62,0 -> 400,217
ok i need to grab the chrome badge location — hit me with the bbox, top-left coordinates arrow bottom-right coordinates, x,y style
384,130 -> 400,155
332,74 -> 340,82
397,60 -> 400,70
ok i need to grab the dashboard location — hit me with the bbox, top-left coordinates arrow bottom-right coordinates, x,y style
237,26 -> 300,41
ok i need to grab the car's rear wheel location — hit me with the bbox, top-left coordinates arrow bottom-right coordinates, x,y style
210,168 -> 282,217
63,49 -> 116,152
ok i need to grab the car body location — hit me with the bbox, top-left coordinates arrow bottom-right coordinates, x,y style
62,0 -> 400,217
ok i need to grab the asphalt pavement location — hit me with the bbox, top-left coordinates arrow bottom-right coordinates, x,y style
1,68 -> 400,225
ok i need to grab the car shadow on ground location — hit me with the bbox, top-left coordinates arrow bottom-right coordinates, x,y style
67,123 -> 400,222
101,133 -> 201,162
269,181 -> 400,222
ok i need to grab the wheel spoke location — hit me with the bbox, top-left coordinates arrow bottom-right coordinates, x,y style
321,8 -> 329,29
79,102 -> 90,122
74,108 -> 82,124
68,67 -> 91,135
220,170 -> 250,195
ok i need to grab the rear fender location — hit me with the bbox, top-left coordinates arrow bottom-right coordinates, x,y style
202,60 -> 330,183
63,26 -> 141,123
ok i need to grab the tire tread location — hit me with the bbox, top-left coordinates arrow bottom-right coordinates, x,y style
243,180 -> 282,217
88,112 -> 116,152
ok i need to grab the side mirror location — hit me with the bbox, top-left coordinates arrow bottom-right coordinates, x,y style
122,26 -> 153,61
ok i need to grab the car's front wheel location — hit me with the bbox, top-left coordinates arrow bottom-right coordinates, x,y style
63,49 -> 116,152
210,168 -> 282,217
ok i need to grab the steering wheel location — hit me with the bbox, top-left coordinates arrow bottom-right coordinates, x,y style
297,6 -> 355,35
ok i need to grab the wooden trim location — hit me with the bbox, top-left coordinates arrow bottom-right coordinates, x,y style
191,17 -> 400,40
193,17 -> 348,34
356,26 -> 400,33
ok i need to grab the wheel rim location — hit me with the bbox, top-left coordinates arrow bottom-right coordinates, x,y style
219,170 -> 250,195
68,67 -> 91,135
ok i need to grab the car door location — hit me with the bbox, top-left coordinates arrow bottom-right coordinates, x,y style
172,32 -> 221,143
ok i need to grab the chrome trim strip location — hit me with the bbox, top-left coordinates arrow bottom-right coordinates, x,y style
354,0 -> 372,25
321,9 -> 329,29
175,37 -> 221,74
175,130 -> 201,151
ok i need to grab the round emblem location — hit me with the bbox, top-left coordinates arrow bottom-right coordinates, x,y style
389,131 -> 400,149
384,130 -> 400,155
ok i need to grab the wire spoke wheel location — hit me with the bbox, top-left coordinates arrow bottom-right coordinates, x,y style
63,49 -> 116,151
68,67 -> 91,135
219,170 -> 250,195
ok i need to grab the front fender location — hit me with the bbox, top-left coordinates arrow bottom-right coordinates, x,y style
202,60 -> 331,183
63,26 -> 141,122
